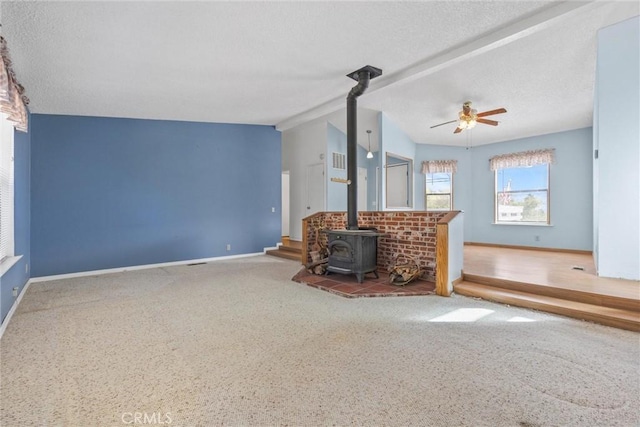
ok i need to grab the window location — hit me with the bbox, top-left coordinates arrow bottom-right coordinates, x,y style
425,172 -> 453,211
0,112 -> 15,261
495,164 -> 549,224
1,35 -> 28,268
490,149 -> 554,225
422,159 -> 457,211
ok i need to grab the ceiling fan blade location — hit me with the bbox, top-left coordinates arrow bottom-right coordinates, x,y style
430,120 -> 457,129
477,118 -> 499,126
453,127 -> 463,134
477,108 -> 507,117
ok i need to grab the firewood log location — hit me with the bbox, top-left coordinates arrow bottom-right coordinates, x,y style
305,257 -> 329,270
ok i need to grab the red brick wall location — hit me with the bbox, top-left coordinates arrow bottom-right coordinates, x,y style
303,211 -> 448,281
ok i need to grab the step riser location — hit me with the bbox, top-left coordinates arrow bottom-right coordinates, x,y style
454,284 -> 640,332
277,246 -> 302,254
463,273 -> 639,312
266,250 -> 301,262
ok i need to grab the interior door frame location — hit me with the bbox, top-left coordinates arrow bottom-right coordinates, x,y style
385,152 -> 413,209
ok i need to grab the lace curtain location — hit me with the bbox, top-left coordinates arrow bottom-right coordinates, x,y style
0,36 -> 29,132
421,159 -> 457,174
489,149 -> 555,171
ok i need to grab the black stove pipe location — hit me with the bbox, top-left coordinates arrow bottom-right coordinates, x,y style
346,71 -> 369,229
345,65 -> 382,230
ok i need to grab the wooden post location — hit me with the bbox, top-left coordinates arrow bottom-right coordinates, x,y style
436,222 -> 450,296
436,211 -> 461,296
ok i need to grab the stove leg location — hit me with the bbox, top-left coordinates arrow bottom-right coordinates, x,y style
373,270 -> 379,279
356,273 -> 364,283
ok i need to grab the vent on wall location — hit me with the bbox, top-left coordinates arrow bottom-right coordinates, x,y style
332,152 -> 346,170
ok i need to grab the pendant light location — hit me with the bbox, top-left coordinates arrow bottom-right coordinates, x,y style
366,129 -> 374,159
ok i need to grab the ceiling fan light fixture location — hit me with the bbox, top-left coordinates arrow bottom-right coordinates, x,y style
431,102 -> 506,134
458,108 -> 478,130
366,129 -> 374,159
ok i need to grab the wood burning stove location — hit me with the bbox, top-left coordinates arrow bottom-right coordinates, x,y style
298,67 -> 385,282
323,65 -> 384,283
324,229 -> 384,283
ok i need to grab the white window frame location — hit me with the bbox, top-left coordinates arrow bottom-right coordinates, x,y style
425,172 -> 453,211
0,112 -> 16,272
494,164 -> 550,225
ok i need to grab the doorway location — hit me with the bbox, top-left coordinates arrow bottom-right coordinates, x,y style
281,171 -> 290,238
358,167 -> 368,211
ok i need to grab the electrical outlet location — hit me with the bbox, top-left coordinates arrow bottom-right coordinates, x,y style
226,244 -> 231,251
25,263 -> 29,274
12,287 -> 18,297
534,235 -> 540,242
271,207 -> 276,213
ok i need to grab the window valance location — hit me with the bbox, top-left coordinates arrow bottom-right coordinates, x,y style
0,36 -> 29,132
489,148 -> 555,171
421,159 -> 457,174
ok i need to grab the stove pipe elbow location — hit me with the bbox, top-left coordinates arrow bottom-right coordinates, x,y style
347,70 -> 371,100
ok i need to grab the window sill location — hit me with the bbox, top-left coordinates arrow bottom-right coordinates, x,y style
492,222 -> 553,227
0,255 -> 23,277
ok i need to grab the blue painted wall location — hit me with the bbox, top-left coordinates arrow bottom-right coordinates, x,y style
358,146 -> 379,211
379,113 -> 418,209
0,122 -> 31,322
468,128 -> 593,250
415,144 -> 472,233
415,128 -> 593,250
30,114 -> 281,277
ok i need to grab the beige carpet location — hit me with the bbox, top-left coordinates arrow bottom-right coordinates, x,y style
1,255 -> 638,426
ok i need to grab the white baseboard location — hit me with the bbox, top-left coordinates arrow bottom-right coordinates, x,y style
0,278 -> 32,340
30,251 -> 269,284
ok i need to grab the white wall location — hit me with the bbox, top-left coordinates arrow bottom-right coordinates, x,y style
447,212 -> 464,292
594,16 -> 640,280
326,123 -> 348,211
282,120 -> 327,241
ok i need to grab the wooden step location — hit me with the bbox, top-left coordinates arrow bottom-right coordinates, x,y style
463,272 -> 639,312
454,281 -> 640,332
277,244 -> 302,255
266,247 -> 302,262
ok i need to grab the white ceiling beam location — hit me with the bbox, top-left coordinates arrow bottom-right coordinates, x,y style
275,0 -> 596,132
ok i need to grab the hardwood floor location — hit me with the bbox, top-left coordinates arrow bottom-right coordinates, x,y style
463,245 -> 640,298
457,245 -> 640,331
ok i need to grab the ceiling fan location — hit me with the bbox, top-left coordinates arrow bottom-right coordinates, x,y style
430,101 -> 507,134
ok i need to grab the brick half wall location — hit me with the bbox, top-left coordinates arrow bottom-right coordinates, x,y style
302,211 -> 449,282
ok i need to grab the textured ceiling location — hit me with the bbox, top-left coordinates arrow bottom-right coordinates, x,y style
1,1 -> 638,147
